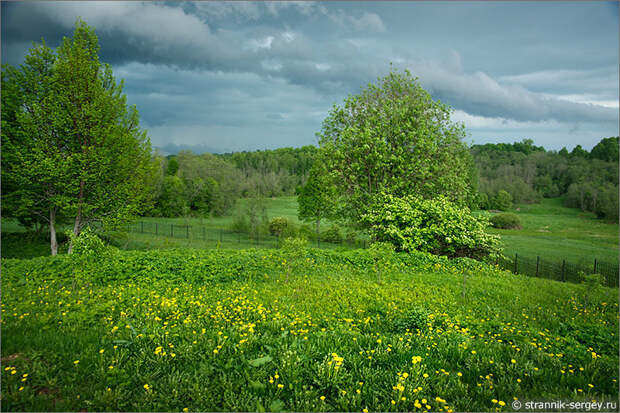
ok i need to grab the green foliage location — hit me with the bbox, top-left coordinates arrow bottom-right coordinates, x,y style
493,190 -> 513,211
318,68 -> 474,225
1,20 -> 152,255
589,137 -> 619,162
362,193 -> 500,259
321,224 -> 343,243
472,138 -> 618,218
269,217 -> 289,237
297,161 -> 336,237
489,213 -> 521,229
392,307 -> 429,332
1,246 -> 617,411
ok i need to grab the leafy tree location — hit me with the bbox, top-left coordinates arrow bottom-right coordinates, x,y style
1,43 -> 72,254
570,144 -> 588,158
317,68 -> 474,225
590,137 -> 619,162
166,156 -> 179,176
55,21 -> 152,249
2,20 -> 153,254
297,162 -> 336,242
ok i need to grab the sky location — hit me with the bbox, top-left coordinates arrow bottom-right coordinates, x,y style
2,1 -> 618,153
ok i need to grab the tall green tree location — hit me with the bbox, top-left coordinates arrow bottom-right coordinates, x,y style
317,68 -> 474,225
297,162 -> 336,242
1,42 -> 74,255
1,20 -> 152,254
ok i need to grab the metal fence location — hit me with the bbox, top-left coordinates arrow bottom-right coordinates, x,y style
124,221 -> 618,287
125,221 -> 368,250
496,253 -> 619,288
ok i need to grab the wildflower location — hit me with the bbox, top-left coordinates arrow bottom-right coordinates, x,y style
277,384 -> 284,389
320,396 -> 325,401
143,384 -> 150,391
73,360 -> 79,365
499,401 -> 506,406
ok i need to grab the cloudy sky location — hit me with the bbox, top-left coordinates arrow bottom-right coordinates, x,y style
2,1 -> 618,153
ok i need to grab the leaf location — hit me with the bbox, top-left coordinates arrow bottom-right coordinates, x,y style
256,400 -> 266,412
269,399 -> 285,412
249,380 -> 266,392
248,355 -> 272,367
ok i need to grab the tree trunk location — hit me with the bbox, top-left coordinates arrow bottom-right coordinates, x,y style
50,208 -> 58,256
68,180 -> 85,254
316,218 -> 320,248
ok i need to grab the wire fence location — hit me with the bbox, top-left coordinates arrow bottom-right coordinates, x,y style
124,221 -> 368,250
124,221 -> 618,287
496,253 -> 619,288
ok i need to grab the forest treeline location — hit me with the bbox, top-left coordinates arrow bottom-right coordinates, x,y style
473,137 -> 618,221
148,146 -> 317,217
149,136 -> 618,222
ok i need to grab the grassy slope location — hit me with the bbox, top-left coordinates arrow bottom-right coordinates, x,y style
1,248 -> 618,411
484,198 -> 618,264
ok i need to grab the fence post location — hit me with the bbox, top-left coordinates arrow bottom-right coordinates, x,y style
171,224 -> 173,238
220,229 -> 223,243
561,260 -> 566,282
186,225 -> 189,239
593,259 -> 597,274
155,223 -> 158,236
203,226 -> 206,240
536,256 -> 540,277
514,253 -> 518,273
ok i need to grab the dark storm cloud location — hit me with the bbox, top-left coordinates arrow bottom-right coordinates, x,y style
2,1 -> 617,151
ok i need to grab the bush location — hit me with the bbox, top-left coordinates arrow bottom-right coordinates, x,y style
298,224 -> 316,240
361,193 -> 500,260
321,224 -> 343,243
492,190 -> 513,211
490,213 -> 521,229
230,213 -> 249,233
269,217 -> 290,237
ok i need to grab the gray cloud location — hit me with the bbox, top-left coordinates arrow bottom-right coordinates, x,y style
1,1 -> 617,151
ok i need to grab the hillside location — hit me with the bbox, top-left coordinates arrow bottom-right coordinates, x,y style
2,248 -> 618,411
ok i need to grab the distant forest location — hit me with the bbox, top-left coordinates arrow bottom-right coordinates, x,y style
149,137 -> 618,222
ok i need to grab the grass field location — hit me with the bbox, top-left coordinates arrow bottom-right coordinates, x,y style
2,247 -> 618,411
2,197 -> 617,266
484,198 -> 618,265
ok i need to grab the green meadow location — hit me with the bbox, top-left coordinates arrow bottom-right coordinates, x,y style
2,248 -> 618,412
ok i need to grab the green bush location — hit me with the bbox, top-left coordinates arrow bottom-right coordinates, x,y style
490,213 -> 521,229
268,216 -> 290,237
492,190 -> 513,211
321,224 -> 343,243
298,224 -> 316,240
361,193 -> 500,260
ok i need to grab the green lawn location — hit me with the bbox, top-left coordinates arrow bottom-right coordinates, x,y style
482,198 -> 618,265
2,248 -> 618,411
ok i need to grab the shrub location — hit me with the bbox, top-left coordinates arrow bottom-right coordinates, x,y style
321,224 -> 343,243
490,213 -> 521,229
361,193 -> 500,260
230,213 -> 249,233
298,224 -> 316,240
269,217 -> 290,237
493,190 -> 513,211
